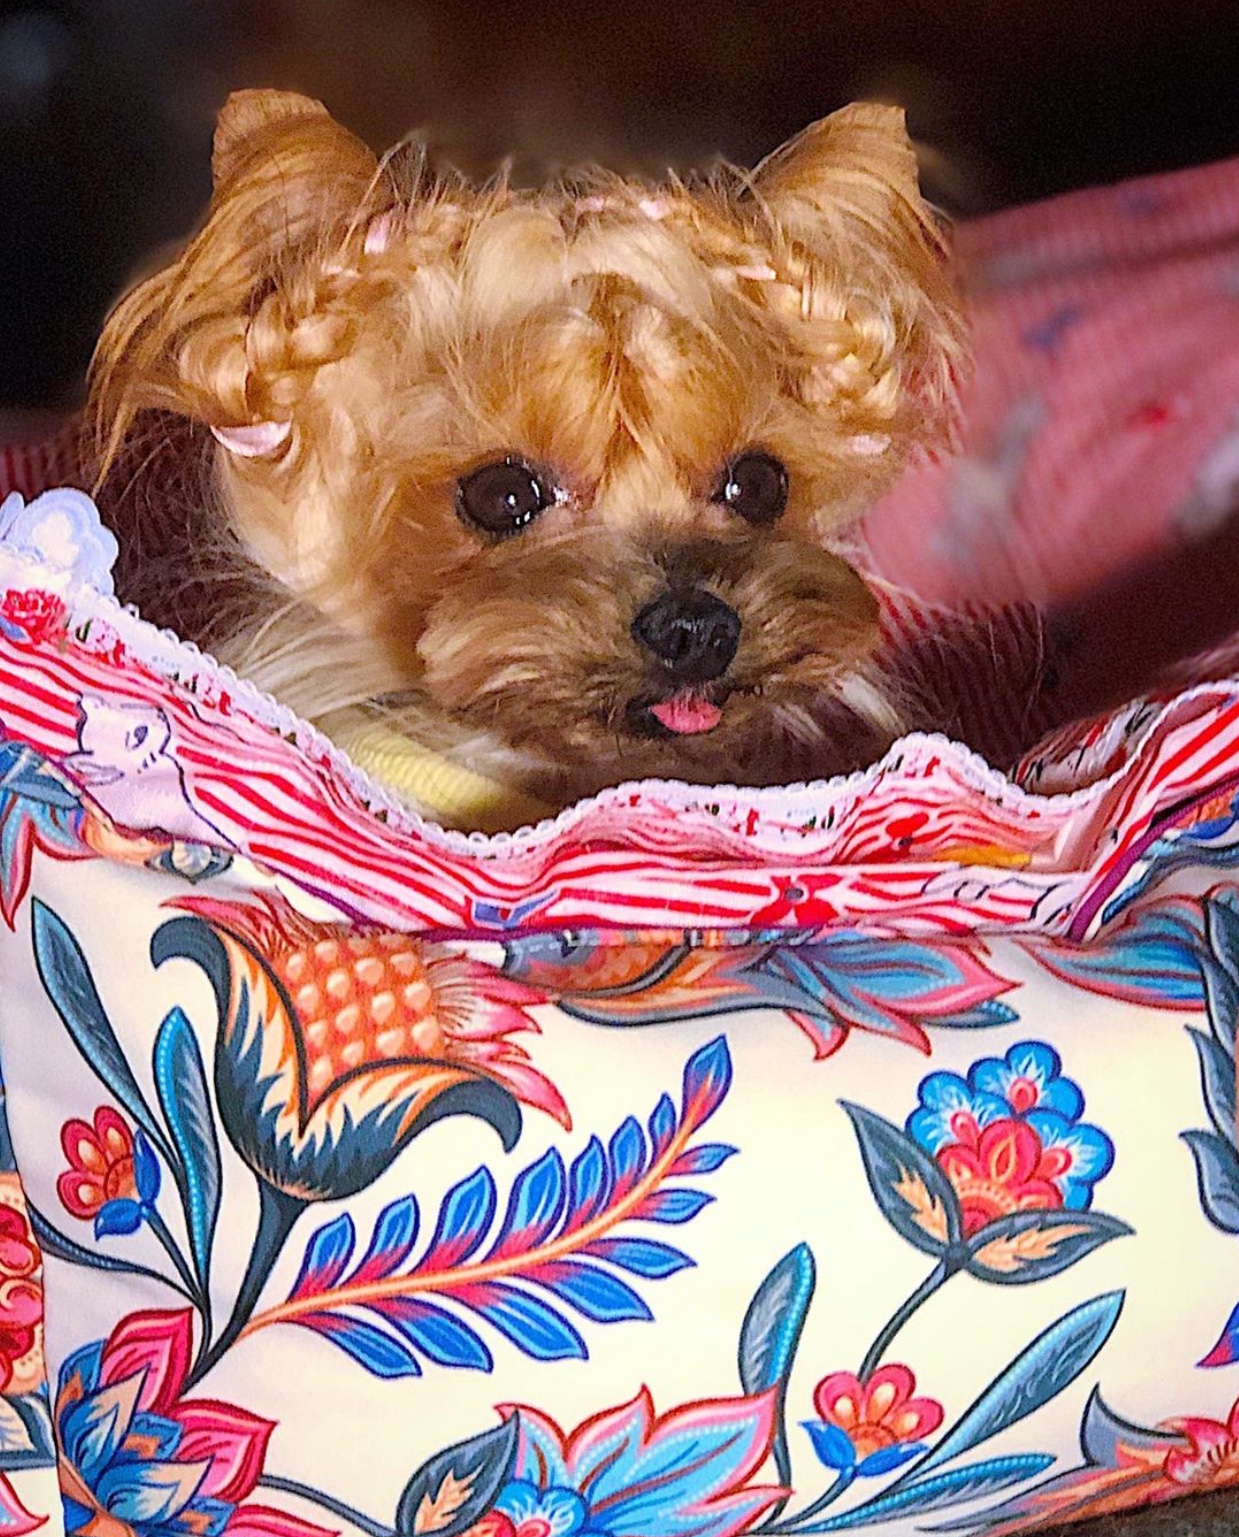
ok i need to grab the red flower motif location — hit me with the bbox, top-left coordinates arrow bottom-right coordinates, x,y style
57,1106 -> 138,1220
0,1174 -> 43,1397
750,874 -> 841,928
0,589 -> 67,645
813,1365 -> 944,1462
1164,1399 -> 1239,1487
935,1116 -> 1066,1237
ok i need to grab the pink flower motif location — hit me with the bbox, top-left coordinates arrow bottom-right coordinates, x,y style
56,1308 -> 335,1537
811,1365 -> 944,1470
0,588 -> 67,645
936,1117 -> 1066,1238
1164,1398 -> 1239,1487
57,1106 -> 139,1219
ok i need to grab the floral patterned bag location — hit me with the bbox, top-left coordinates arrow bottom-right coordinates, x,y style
0,482 -> 1237,1537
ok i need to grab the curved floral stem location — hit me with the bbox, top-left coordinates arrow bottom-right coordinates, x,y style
256,1475 -> 391,1537
186,1183 -> 305,1388
857,1254 -> 953,1383
761,1468 -> 855,1533
145,1206 -> 201,1306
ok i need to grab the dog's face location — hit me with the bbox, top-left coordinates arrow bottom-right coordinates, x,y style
94,90 -> 964,795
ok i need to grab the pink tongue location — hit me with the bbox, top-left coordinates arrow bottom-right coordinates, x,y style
650,694 -> 723,735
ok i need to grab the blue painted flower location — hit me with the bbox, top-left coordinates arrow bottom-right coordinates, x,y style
493,1480 -> 610,1535
908,1041 -> 1114,1227
910,1041 -> 1086,1152
0,489 -> 119,595
55,1307 -> 333,1537
502,1387 -> 785,1537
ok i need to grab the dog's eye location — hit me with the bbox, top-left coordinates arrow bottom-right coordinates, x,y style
456,457 -> 552,537
714,451 -> 789,525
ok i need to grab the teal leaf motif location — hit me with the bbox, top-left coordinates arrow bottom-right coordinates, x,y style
394,1419 -> 519,1536
964,1210 -> 1133,1285
153,1006 -> 222,1293
895,1291 -> 1124,1487
841,1102 -> 962,1255
1182,1129 -> 1239,1234
738,1244 -> 816,1489
793,1456 -> 1055,1532
31,900 -> 176,1170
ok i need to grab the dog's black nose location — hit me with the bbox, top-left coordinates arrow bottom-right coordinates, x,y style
631,589 -> 741,683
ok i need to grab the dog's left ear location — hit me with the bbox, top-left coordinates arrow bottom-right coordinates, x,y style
750,103 -> 966,454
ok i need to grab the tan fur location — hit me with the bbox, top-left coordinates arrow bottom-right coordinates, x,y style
90,88 -> 966,827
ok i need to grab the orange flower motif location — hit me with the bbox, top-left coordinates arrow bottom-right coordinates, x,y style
809,1365 -> 944,1474
160,891 -> 566,1207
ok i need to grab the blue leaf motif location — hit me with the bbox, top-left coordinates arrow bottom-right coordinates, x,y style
582,1237 -> 692,1278
669,1143 -> 737,1175
1028,898 -> 1206,1009
739,1244 -> 816,1488
894,1291 -> 1124,1486
299,1313 -> 422,1379
153,1006 -> 221,1292
649,1092 -> 676,1154
276,1040 -> 732,1378
131,1130 -> 161,1205
354,1196 -> 419,1281
528,1260 -> 652,1322
800,1456 -> 1055,1531
32,901 -> 176,1169
291,1214 -> 356,1296
681,1035 -> 732,1123
803,1421 -> 856,1472
635,1188 -> 713,1224
94,1199 -> 144,1239
567,1137 -> 611,1225
610,1116 -> 647,1186
495,1149 -> 565,1251
1182,1129 -> 1239,1234
454,1280 -> 586,1361
368,1298 -> 492,1372
420,1169 -> 497,1268
856,1443 -> 926,1477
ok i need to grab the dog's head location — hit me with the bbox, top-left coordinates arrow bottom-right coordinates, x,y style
93,90 -> 964,794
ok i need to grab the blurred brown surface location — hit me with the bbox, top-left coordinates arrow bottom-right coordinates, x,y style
1,0 -> 1236,408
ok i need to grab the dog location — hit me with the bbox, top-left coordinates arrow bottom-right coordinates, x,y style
90,89 -> 965,828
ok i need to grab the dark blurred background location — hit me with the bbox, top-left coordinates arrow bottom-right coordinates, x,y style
1,0 -> 1237,412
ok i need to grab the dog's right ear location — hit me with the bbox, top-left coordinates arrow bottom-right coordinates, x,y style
91,89 -> 397,471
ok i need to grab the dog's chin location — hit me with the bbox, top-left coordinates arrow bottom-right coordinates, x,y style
464,670 -> 907,800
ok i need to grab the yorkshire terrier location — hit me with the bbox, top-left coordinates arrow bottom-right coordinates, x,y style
90,89 -> 965,828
